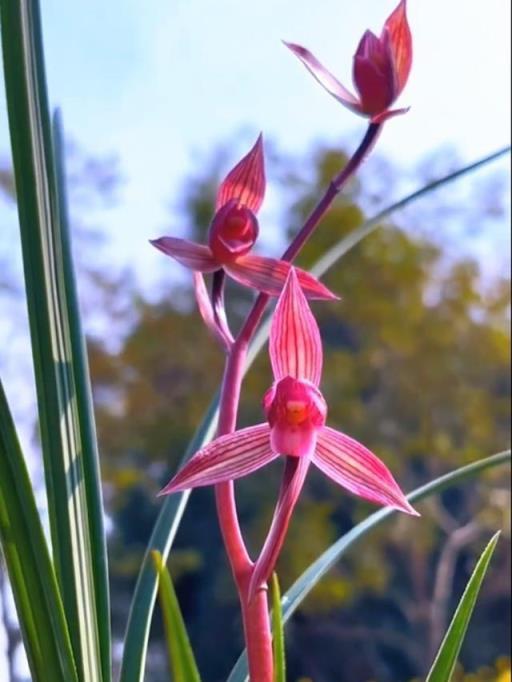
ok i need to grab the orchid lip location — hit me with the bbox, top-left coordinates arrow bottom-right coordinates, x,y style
208,200 -> 259,263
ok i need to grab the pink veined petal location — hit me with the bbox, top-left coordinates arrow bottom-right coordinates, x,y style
284,41 -> 362,113
248,455 -> 310,602
159,424 -> 275,494
224,254 -> 339,301
215,134 -> 266,213
269,267 -> 323,385
313,426 -> 419,516
192,272 -> 233,349
150,237 -> 218,272
383,0 -> 412,95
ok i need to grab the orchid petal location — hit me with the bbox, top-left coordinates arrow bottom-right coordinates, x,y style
248,455 -> 310,602
353,31 -> 395,115
150,237 -> 218,272
284,41 -> 361,113
383,0 -> 412,95
192,272 -> 233,349
225,254 -> 338,300
269,268 -> 323,385
313,426 -> 418,515
216,134 -> 266,213
211,269 -> 234,345
159,424 -> 275,494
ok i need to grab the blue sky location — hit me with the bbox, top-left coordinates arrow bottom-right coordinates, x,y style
1,0 -> 511,289
26,0 -> 512,285
0,0 -> 510,676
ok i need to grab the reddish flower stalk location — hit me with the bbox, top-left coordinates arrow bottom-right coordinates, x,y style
158,123 -> 402,680
207,122 -> 387,681
157,5 -> 415,671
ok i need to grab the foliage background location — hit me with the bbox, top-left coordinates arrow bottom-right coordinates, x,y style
1,136 -> 510,682
0,0 -> 510,680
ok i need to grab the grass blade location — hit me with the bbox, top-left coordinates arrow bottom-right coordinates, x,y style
0,379 -> 78,682
0,3 -> 108,680
121,146 -> 509,682
426,532 -> 501,682
119,397 -> 218,682
226,451 -> 510,682
271,574 -> 286,682
151,551 -> 202,682
53,110 -> 111,682
310,145 -> 511,280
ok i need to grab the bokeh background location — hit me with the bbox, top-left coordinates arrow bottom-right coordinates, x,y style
0,1 -> 511,680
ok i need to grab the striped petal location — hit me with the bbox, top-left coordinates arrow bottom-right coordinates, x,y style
313,426 -> 418,515
192,272 -> 233,349
225,254 -> 338,301
216,134 -> 266,213
150,237 -> 218,272
248,455 -> 310,602
284,41 -> 362,113
269,267 -> 323,385
159,424 -> 275,494
384,0 -> 412,95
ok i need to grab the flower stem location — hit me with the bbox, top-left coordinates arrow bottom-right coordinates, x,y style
213,122 -> 382,681
239,122 -> 382,346
215,338 -> 252,578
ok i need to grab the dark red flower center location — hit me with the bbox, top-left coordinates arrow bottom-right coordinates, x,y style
353,30 -> 396,115
208,199 -> 259,263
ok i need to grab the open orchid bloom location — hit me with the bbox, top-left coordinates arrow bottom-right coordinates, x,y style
151,135 -> 336,302
160,268 -> 417,520
285,0 -> 412,123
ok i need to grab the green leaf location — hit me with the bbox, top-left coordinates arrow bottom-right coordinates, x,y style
271,574 -> 286,682
120,147 -> 510,682
151,551 -> 202,682
119,397 -> 218,682
53,110 -> 112,682
0,379 -> 79,682
226,451 -> 510,682
426,531 -> 501,682
0,3 -> 110,680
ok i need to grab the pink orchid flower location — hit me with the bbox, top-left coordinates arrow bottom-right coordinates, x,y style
160,268 -> 418,519
151,135 -> 336,301
285,0 -> 412,123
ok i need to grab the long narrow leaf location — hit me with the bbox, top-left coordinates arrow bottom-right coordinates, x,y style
0,2 -> 108,680
271,573 -> 286,682
426,531 -> 501,682
226,451 -> 510,681
121,147 -> 510,682
151,551 -> 202,682
0,379 -> 78,682
53,110 -> 111,682
120,397 -> 218,682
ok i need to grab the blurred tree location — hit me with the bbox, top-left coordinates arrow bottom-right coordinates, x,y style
1,138 -> 509,681
88,142 -> 510,681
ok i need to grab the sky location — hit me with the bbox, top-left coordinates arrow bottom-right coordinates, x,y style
3,0 -> 509,285
0,0 -> 511,678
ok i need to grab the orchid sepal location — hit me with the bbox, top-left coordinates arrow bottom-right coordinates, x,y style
248,455 -> 310,603
313,426 -> 419,516
269,266 -> 323,385
225,254 -> 338,301
216,134 -> 266,213
159,424 -> 276,494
